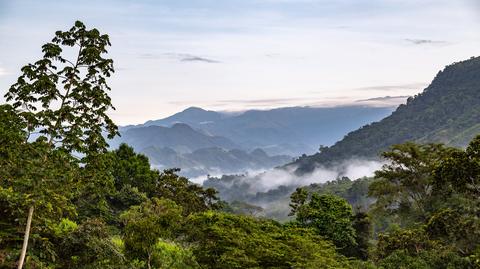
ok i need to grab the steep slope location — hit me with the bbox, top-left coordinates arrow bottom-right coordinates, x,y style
293,56 -> 480,173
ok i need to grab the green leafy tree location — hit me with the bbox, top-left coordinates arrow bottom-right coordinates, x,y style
425,207 -> 480,256
3,21 -> 118,268
374,226 -> 471,269
110,144 -> 158,194
348,212 -> 372,260
109,145 -> 221,216
121,198 -> 184,269
433,135 -> 480,197
289,190 -> 357,253
369,142 -> 457,225
153,169 -> 220,215
56,219 -> 125,268
0,105 -> 79,266
183,211 -> 352,268
142,240 -> 199,269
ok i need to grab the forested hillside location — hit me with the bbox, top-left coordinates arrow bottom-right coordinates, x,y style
2,22 -> 480,269
293,56 -> 480,173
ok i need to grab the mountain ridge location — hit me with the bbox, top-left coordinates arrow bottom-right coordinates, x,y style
291,56 -> 480,174
135,105 -> 395,156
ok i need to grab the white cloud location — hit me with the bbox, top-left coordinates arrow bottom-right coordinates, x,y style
0,67 -> 8,76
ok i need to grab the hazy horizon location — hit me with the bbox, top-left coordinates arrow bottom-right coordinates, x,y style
1,0 -> 479,125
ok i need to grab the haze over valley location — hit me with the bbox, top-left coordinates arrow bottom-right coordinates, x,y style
111,105 -> 394,178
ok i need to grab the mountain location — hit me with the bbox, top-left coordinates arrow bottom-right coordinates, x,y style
110,123 -> 239,153
292,56 -> 480,174
145,106 -> 223,127
140,146 -> 292,178
140,106 -> 395,156
110,123 -> 292,178
113,97 -> 396,178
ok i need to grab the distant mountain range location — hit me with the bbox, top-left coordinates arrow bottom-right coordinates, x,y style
135,105 -> 394,156
112,123 -> 239,153
112,105 -> 394,177
143,146 -> 292,178
291,56 -> 480,174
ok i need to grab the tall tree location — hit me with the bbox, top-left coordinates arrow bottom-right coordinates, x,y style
289,190 -> 357,253
4,21 -> 117,268
369,142 -> 457,225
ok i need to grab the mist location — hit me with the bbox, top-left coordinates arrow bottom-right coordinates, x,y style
204,159 -> 384,193
255,159 -> 384,193
201,158 -> 384,220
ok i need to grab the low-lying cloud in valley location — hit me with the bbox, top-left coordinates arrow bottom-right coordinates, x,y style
204,158 -> 384,194
203,159 -> 385,219
249,159 -> 384,193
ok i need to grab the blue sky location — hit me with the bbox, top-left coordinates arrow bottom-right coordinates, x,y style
0,0 -> 479,124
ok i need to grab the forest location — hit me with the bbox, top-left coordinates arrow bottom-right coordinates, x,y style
292,55 -> 480,174
1,21 -> 480,269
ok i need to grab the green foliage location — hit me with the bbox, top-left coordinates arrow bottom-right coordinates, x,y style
425,206 -> 480,255
369,142 -> 457,225
154,169 -> 220,215
121,198 -> 184,268
52,218 -> 78,237
3,21 -> 480,269
183,211 -> 353,268
2,20 -> 120,267
110,144 -> 221,216
349,212 -> 372,260
146,240 -> 199,269
369,137 -> 480,268
223,200 -> 265,217
293,56 -> 480,173
290,191 -> 357,252
111,144 -> 158,194
378,249 -> 470,269
307,176 -> 373,211
5,20 -> 118,156
433,135 -> 480,197
55,219 -> 125,268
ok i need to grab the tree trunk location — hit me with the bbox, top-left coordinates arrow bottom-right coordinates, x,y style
17,206 -> 34,269
147,252 -> 152,269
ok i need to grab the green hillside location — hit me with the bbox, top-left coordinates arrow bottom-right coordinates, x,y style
293,56 -> 480,174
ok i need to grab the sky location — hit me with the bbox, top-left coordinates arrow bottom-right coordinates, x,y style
0,0 -> 479,125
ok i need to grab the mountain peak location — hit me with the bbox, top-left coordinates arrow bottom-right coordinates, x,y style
183,106 -> 208,113
144,106 -> 223,127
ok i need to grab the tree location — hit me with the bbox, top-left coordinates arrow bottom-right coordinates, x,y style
152,169 -> 221,215
4,21 -> 118,268
433,135 -> 480,197
0,105 -> 80,266
289,187 -> 308,216
369,142 -> 457,225
120,198 -> 184,269
348,212 -> 372,260
183,211 -> 352,268
289,190 -> 357,252
110,144 -> 158,194
56,219 -> 125,268
109,145 -> 221,216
